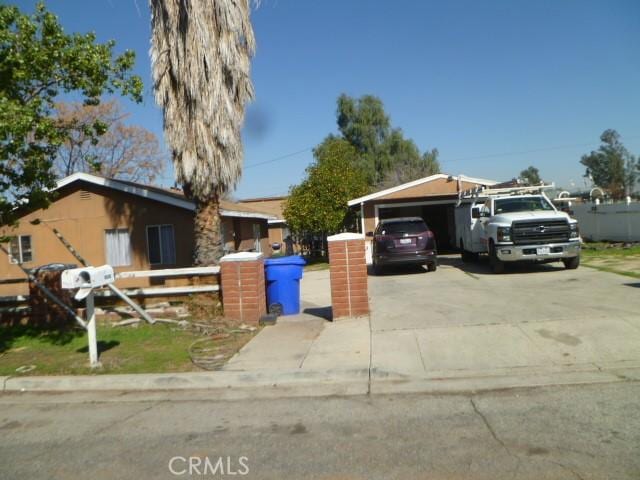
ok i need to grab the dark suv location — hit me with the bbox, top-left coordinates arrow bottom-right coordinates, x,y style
368,217 -> 437,274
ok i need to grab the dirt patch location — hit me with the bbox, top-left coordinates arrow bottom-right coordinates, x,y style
584,257 -> 640,271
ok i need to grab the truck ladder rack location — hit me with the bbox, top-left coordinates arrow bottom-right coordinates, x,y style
457,183 -> 556,204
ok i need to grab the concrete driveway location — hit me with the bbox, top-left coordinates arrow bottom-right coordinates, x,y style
370,254 -> 640,383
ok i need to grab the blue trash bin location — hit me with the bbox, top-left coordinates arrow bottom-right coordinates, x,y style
264,255 -> 306,315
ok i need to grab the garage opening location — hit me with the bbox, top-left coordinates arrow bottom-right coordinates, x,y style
378,202 -> 457,252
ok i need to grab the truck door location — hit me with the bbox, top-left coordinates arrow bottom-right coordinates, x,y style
468,203 -> 482,252
477,199 -> 491,250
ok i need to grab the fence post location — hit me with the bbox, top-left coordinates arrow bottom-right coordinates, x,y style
220,252 -> 266,325
327,233 -> 369,320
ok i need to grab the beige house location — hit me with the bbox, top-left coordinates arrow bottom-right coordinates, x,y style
0,173 -> 275,297
237,196 -> 292,249
348,174 -> 497,263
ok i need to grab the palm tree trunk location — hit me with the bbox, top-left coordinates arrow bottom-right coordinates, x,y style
193,194 -> 224,265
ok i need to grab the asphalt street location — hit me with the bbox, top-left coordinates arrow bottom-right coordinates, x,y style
1,382 -> 638,479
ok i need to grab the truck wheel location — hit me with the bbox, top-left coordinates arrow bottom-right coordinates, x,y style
562,256 -> 580,270
427,262 -> 437,272
489,242 -> 505,274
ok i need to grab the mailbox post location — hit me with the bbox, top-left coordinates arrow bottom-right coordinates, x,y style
61,265 -> 115,368
84,289 -> 99,367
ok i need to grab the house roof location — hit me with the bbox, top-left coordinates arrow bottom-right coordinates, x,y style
347,174 -> 497,206
237,196 -> 287,222
239,195 -> 287,202
56,172 -> 277,220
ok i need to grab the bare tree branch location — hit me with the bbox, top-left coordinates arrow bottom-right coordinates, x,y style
54,100 -> 166,183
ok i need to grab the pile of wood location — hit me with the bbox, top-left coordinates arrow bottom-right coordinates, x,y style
28,264 -> 77,327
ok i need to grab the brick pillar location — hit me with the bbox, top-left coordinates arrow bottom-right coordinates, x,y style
220,252 -> 266,325
328,233 -> 369,320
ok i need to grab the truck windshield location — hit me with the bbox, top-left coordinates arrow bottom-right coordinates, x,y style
494,197 -> 554,213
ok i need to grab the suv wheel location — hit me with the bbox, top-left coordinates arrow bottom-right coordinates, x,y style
373,261 -> 383,275
489,242 -> 505,274
562,256 -> 580,270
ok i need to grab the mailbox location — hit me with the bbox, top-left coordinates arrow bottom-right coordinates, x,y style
61,265 -> 115,300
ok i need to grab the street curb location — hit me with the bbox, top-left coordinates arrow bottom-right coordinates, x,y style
3,365 -> 639,400
371,366 -> 640,395
1,369 -> 371,400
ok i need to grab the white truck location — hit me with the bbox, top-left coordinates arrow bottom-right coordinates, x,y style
454,185 -> 581,273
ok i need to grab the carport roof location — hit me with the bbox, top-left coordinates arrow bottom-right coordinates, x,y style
347,174 -> 497,206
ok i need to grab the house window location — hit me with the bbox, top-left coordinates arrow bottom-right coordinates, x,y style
105,229 -> 131,267
8,235 -> 32,264
147,225 -> 176,265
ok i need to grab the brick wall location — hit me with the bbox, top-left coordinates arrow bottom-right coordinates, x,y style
328,233 -> 369,320
220,252 -> 266,325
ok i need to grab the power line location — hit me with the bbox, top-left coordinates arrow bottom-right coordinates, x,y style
241,135 -> 640,171
244,147 -> 313,169
441,136 -> 640,164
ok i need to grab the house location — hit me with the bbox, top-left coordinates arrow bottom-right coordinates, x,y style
348,174 -> 497,263
0,173 -> 276,297
237,196 -> 292,250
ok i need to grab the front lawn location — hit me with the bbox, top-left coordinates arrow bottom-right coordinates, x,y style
0,320 -> 256,376
304,256 -> 330,271
581,242 -> 640,279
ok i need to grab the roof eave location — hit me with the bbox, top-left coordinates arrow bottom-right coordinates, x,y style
56,173 -> 275,220
347,174 -> 497,206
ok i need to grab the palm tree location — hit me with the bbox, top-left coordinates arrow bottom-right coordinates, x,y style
149,0 -> 255,265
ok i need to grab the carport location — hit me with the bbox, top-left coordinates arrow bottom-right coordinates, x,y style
348,174 -> 497,263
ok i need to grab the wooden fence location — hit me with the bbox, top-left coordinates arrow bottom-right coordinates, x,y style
0,266 -> 221,305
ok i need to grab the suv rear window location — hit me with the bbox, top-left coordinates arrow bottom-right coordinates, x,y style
378,220 -> 428,235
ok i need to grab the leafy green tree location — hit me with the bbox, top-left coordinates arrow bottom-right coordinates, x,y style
0,2 -> 142,225
336,94 -> 391,182
580,129 -> 638,199
283,138 -> 369,236
335,94 -> 439,188
519,166 -> 542,185
378,132 -> 440,189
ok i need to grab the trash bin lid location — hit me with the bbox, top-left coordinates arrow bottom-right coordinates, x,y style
264,255 -> 306,266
